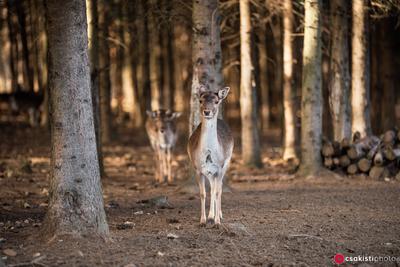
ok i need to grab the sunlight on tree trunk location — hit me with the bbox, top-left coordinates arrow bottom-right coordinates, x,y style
44,0 -> 108,238
240,0 -> 262,167
298,0 -> 322,177
351,0 -> 371,137
282,0 -> 297,160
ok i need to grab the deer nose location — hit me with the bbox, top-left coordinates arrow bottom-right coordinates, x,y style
203,110 -> 211,116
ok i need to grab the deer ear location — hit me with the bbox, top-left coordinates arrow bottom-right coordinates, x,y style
171,112 -> 182,120
146,110 -> 156,118
218,87 -> 230,100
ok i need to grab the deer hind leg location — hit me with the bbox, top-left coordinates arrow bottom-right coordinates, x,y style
197,174 -> 206,226
215,178 -> 223,224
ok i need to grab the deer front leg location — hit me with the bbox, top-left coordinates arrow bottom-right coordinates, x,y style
155,148 -> 163,183
197,174 -> 206,226
215,179 -> 223,225
207,177 -> 216,224
167,148 -> 173,184
161,150 -> 168,183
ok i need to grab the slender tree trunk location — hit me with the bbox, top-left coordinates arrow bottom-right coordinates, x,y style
351,0 -> 371,137
87,0 -> 104,175
114,0 -> 124,119
282,0 -> 297,160
44,0 -> 108,237
379,19 -> 395,131
258,26 -> 270,130
138,0 -> 151,115
6,0 -> 18,91
298,0 -> 322,176
149,0 -> 162,110
240,0 -> 262,167
271,18 -> 283,128
15,0 -> 34,92
99,0 -> 112,143
329,0 -> 351,141
128,1 -> 143,128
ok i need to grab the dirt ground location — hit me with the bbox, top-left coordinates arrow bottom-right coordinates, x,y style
0,122 -> 400,267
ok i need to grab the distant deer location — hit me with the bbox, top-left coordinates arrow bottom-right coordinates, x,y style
187,86 -> 234,226
146,109 -> 181,184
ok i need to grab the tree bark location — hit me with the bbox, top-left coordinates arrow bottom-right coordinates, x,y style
99,0 -> 112,143
351,0 -> 371,137
298,0 -> 322,176
329,0 -> 351,141
44,0 -> 108,237
240,0 -> 262,167
282,0 -> 297,160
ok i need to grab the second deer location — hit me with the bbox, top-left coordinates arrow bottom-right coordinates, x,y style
187,86 -> 234,226
146,109 -> 181,184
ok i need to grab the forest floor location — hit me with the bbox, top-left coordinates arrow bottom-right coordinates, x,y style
0,122 -> 400,267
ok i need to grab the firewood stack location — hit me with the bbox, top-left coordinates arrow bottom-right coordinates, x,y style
321,130 -> 400,180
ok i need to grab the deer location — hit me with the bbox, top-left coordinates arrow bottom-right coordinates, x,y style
146,109 -> 181,184
187,86 -> 234,226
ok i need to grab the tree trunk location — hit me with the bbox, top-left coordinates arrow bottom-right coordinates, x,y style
240,0 -> 262,167
282,0 -> 297,160
127,1 -> 143,128
149,0 -> 162,110
87,0 -> 104,176
15,0 -> 34,92
113,0 -> 125,119
351,0 -> 371,137
190,0 -> 224,133
258,26 -> 270,131
99,0 -> 112,143
6,0 -> 18,91
44,0 -> 108,237
329,0 -> 351,141
137,0 -> 151,116
298,0 -> 322,176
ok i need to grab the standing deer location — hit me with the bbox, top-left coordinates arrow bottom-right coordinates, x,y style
146,109 -> 181,184
188,86 -> 234,226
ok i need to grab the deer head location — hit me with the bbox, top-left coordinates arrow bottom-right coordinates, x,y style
146,109 -> 181,148
198,86 -> 230,120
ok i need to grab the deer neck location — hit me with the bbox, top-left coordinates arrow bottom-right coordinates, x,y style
200,116 -> 218,148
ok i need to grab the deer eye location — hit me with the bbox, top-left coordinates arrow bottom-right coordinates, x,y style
199,100 -> 203,104
215,101 -> 219,104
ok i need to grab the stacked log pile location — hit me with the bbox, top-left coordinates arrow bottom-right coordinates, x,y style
321,130 -> 400,180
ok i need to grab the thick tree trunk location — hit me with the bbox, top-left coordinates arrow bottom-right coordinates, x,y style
190,0 -> 224,133
351,0 -> 371,137
87,0 -> 104,175
44,0 -> 108,237
240,0 -> 262,167
329,0 -> 351,141
282,0 -> 297,160
298,0 -> 322,176
99,0 -> 112,143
